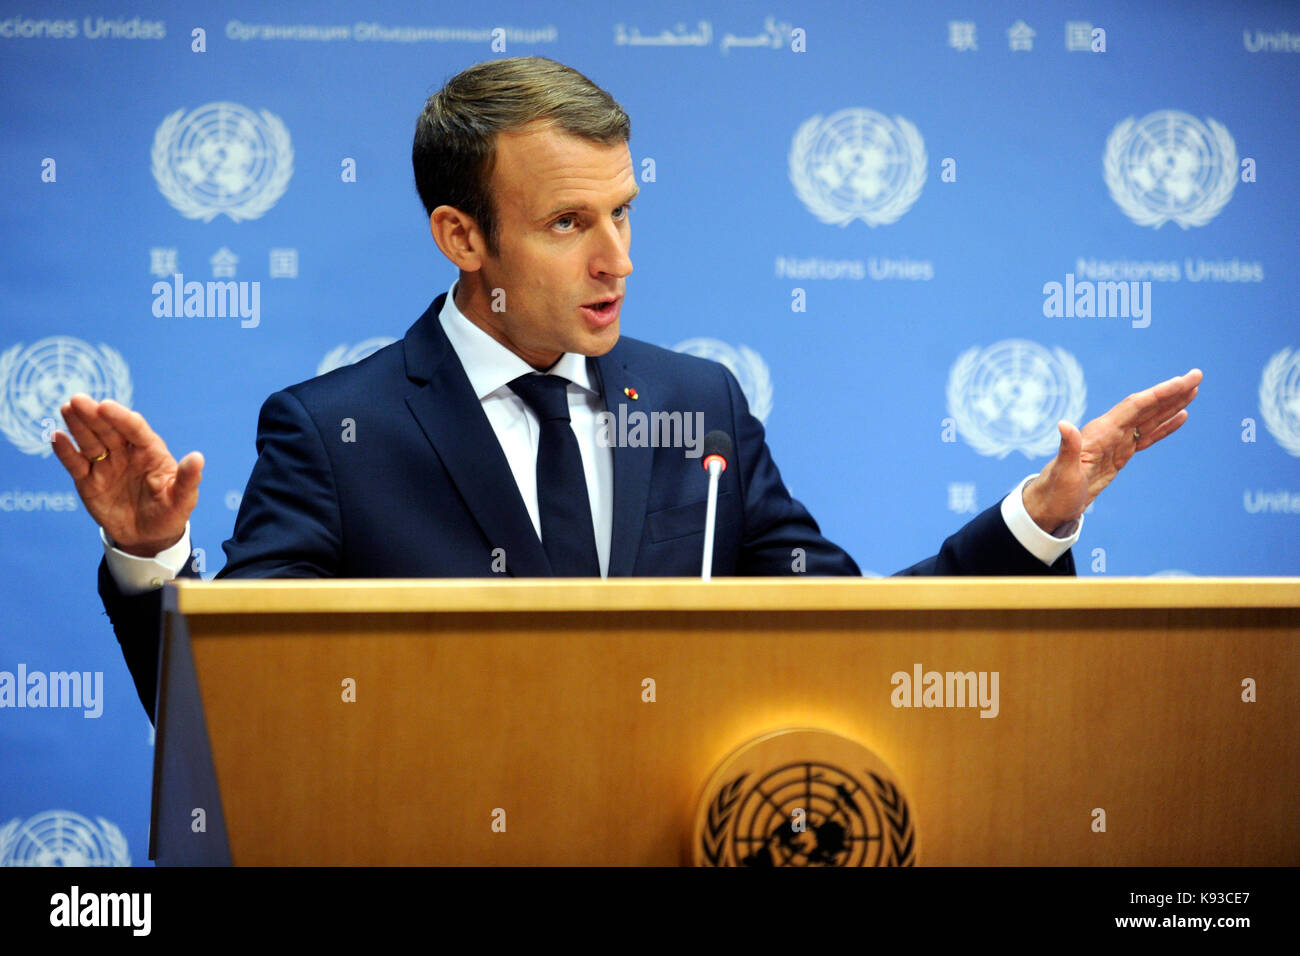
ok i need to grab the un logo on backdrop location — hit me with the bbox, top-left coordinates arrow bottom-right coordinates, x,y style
789,109 -> 927,226
1260,348 -> 1300,457
316,337 -> 398,376
152,102 -> 294,222
0,337 -> 132,457
1104,110 -> 1237,229
672,338 -> 773,424
0,810 -> 130,866
947,340 -> 1086,459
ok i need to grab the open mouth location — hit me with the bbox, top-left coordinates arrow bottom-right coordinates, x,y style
579,295 -> 622,327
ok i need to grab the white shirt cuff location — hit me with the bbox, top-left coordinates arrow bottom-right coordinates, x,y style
1000,474 -> 1082,566
101,522 -> 192,596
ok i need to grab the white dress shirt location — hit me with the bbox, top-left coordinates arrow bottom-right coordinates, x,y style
101,281 -> 1080,591
436,281 -> 614,577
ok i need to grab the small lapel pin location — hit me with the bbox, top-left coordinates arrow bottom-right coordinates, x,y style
623,386 -> 639,400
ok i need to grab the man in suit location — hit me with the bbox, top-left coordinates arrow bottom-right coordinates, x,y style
51,58 -> 1201,722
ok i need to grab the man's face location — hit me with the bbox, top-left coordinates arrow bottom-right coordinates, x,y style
469,121 -> 636,369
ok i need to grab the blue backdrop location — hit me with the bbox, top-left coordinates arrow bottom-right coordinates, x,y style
2,0 -> 1297,865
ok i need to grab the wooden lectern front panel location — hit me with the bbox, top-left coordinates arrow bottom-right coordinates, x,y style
168,580 -> 1299,866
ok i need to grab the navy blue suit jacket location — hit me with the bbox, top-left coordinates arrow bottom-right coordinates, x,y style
99,293 -> 1073,720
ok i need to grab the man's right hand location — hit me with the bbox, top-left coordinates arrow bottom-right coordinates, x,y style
51,393 -> 204,558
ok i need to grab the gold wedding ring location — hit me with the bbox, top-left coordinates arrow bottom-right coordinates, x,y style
1132,428 -> 1141,442
89,450 -> 109,463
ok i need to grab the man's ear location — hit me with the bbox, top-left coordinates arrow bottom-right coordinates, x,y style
430,205 -> 484,272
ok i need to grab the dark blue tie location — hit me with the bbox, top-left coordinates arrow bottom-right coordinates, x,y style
508,374 -> 601,577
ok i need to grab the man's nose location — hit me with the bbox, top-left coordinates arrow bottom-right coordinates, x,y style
591,221 -> 633,278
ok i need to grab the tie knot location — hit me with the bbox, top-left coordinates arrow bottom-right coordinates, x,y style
509,373 -> 572,423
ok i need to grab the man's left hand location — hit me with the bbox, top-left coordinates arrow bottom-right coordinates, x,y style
1023,368 -> 1203,532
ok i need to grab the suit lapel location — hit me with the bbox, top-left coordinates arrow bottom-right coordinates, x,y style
595,348 -> 653,577
402,295 -> 552,577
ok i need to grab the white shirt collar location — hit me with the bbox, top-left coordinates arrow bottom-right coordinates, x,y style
437,280 -> 596,398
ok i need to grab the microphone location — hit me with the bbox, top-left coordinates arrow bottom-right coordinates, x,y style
699,430 -> 733,580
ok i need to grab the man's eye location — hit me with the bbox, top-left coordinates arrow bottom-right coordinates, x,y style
553,204 -> 632,231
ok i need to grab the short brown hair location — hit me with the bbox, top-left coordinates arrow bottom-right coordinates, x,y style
413,57 -> 631,257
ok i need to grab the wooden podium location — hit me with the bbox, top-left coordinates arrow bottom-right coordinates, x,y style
151,578 -> 1299,866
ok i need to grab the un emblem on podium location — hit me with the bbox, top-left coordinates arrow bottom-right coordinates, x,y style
692,729 -> 917,867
